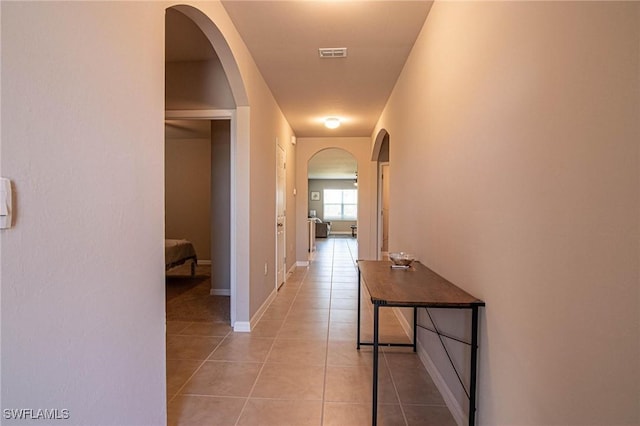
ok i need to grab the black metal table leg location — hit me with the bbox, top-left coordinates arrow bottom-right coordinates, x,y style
469,306 -> 479,426
413,306 -> 417,352
357,268 -> 361,350
372,303 -> 379,426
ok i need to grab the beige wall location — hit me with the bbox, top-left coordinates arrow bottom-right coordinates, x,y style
374,2 -> 640,424
210,120 -> 231,292
165,134 -> 212,261
248,107 -> 296,318
296,138 -> 376,262
0,0 -> 296,422
165,59 -> 234,110
1,2 -> 166,423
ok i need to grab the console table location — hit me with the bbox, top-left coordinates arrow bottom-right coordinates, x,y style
357,260 -> 485,426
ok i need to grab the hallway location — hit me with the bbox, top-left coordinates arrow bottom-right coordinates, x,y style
166,236 -> 455,425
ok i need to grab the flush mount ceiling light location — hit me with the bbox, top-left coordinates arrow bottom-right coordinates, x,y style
324,117 -> 341,129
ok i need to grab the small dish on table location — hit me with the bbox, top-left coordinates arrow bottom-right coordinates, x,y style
388,252 -> 415,269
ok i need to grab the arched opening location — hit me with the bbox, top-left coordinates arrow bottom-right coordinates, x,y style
372,129 -> 390,259
164,5 -> 250,331
164,5 -> 254,418
306,148 -> 359,256
168,6 -> 248,107
165,6 -> 232,327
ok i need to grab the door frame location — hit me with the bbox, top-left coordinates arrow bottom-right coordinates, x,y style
275,140 -> 286,290
377,161 -> 389,260
165,109 -> 237,325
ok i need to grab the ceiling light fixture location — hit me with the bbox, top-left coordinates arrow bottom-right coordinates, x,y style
324,117 -> 341,129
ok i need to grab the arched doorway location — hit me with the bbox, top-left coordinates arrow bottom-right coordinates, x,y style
372,129 -> 390,260
165,5 -> 250,329
307,148 -> 359,255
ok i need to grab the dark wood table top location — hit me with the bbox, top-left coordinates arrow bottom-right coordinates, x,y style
358,260 -> 485,308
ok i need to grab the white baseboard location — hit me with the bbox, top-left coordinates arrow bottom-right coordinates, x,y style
233,321 -> 251,333
296,260 -> 309,267
391,307 -> 466,426
233,274 -> 290,333
287,264 -> 297,276
197,260 -> 212,265
417,340 -> 467,426
249,287 -> 278,330
210,288 -> 230,296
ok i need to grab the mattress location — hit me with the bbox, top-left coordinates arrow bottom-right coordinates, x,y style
165,239 -> 197,270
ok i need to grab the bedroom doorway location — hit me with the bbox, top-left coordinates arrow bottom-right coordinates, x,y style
164,118 -> 231,324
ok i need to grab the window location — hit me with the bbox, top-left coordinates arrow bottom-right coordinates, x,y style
323,189 -> 357,220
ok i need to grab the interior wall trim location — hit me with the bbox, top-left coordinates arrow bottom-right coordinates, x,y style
248,287 -> 278,330
233,321 -> 250,333
287,264 -> 297,276
165,109 -> 235,120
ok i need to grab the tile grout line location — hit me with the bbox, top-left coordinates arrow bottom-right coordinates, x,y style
382,349 -> 410,426
168,237 -> 456,425
167,328 -> 232,406
233,259 -> 310,426
319,235 -> 336,425
349,235 -> 409,424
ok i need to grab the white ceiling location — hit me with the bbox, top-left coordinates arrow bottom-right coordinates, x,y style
166,1 -> 432,177
221,1 -> 433,137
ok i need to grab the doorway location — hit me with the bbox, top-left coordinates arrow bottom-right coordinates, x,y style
307,148 -> 358,246
164,119 -> 231,323
276,142 -> 286,290
380,162 -> 390,257
373,129 -> 390,260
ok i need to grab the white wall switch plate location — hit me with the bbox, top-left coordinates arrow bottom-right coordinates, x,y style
0,178 -> 12,229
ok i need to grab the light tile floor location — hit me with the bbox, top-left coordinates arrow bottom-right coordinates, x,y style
167,236 -> 456,426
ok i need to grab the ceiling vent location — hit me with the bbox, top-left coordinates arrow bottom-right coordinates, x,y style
319,47 -> 347,58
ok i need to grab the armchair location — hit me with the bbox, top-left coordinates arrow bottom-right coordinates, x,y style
315,220 -> 331,238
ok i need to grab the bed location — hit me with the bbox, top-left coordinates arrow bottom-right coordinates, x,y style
165,239 -> 198,276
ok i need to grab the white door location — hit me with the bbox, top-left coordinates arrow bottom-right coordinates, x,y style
276,143 -> 286,289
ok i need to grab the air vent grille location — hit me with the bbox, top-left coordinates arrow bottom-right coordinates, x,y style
319,47 -> 347,58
